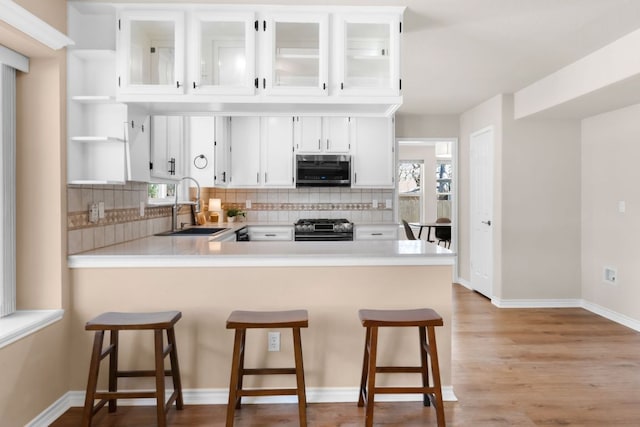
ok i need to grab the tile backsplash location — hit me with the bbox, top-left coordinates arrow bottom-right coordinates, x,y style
67,183 -> 394,254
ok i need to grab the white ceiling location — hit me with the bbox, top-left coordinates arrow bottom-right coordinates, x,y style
77,0 -> 640,115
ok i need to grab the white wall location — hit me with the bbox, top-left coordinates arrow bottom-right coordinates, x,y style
395,114 -> 459,139
582,103 -> 640,321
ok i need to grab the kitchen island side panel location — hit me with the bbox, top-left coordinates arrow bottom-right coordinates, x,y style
69,265 -> 452,396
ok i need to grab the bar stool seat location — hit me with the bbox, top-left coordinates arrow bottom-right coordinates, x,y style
358,308 -> 445,427
81,311 -> 184,427
226,309 -> 308,427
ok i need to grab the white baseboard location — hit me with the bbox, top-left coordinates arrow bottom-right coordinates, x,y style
455,278 -> 472,290
28,387 -> 457,426
493,298 -> 583,308
25,392 -> 73,427
582,300 -> 640,332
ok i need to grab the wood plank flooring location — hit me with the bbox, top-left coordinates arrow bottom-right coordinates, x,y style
51,284 -> 640,426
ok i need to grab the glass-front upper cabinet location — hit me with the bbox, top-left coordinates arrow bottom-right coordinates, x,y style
335,13 -> 401,96
117,10 -> 185,94
263,13 -> 328,96
189,12 -> 256,95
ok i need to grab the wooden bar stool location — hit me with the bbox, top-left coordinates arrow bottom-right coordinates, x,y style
226,310 -> 308,427
358,308 -> 445,427
81,311 -> 184,427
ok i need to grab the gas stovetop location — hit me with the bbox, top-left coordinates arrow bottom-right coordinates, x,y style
294,219 -> 354,241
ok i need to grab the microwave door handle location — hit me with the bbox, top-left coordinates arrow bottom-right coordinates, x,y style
318,139 -> 321,150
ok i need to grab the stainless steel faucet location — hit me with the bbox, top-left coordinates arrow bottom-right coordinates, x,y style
172,176 -> 201,231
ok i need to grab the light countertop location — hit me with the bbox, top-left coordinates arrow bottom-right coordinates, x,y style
68,222 -> 455,268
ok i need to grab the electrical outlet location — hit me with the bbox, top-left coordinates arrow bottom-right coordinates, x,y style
268,331 -> 280,352
246,199 -> 252,209
372,199 -> 378,208
89,203 -> 98,223
139,201 -> 145,217
603,267 -> 617,284
98,201 -> 105,219
385,199 -> 392,209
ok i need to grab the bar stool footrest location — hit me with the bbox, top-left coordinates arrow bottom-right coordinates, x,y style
117,369 -> 174,378
376,366 -> 424,373
243,368 -> 297,375
240,388 -> 298,397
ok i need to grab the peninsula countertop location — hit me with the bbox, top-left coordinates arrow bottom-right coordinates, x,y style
68,231 -> 455,268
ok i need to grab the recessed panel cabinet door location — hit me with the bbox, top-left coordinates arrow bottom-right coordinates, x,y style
150,116 -> 184,180
229,116 -> 261,187
351,117 -> 394,188
262,117 -> 294,188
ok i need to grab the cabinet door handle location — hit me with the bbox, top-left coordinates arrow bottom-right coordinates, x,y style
323,82 -> 326,90
341,82 -> 344,90
481,220 -> 492,226
222,171 -> 226,183
264,172 -> 268,183
372,233 -> 383,236
168,158 -> 176,175
265,234 -> 276,237
176,81 -> 182,89
257,172 -> 260,183
318,139 -> 321,150
263,78 -> 266,89
192,82 -> 197,89
326,139 -> 330,150
254,77 -> 259,89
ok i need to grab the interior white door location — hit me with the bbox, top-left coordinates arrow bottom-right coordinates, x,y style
470,127 -> 494,298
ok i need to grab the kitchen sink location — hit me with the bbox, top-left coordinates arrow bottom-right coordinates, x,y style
156,227 -> 228,236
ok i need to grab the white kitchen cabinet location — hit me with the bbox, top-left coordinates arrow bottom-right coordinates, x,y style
261,117 -> 295,187
262,12 -> 329,96
117,10 -> 186,95
187,116 -> 215,186
351,117 -> 395,188
229,116 -> 261,187
189,11 -> 256,95
150,116 -> 184,180
214,117 -> 230,187
228,116 -> 295,188
334,13 -> 402,96
294,116 -> 351,153
248,226 -> 293,241
355,224 -> 399,240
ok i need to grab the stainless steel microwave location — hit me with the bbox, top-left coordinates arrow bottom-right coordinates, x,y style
296,155 -> 351,187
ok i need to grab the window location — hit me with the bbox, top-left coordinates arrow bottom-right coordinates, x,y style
398,161 -> 423,223
148,182 -> 176,204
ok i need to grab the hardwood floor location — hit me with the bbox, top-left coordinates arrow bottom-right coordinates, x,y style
51,284 -> 640,426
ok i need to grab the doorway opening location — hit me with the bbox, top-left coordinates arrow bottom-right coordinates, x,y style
397,138 -> 457,251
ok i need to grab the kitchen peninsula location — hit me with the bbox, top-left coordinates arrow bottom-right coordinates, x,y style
67,233 -> 456,403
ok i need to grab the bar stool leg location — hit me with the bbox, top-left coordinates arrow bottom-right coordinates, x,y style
357,326 -> 371,408
108,330 -> 118,412
81,330 -> 105,427
235,329 -> 246,410
154,330 -> 167,427
292,327 -> 308,427
226,328 -> 244,427
427,326 -> 446,427
419,326 -> 431,407
167,326 -> 184,409
365,326 -> 379,427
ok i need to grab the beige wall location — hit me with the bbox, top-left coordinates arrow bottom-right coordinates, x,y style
0,0 -> 70,424
69,265 -> 454,392
458,94 -> 582,301
582,103 -> 640,320
501,96 -> 582,299
396,113 -> 459,139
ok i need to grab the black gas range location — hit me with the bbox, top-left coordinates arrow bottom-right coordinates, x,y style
294,218 -> 354,241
